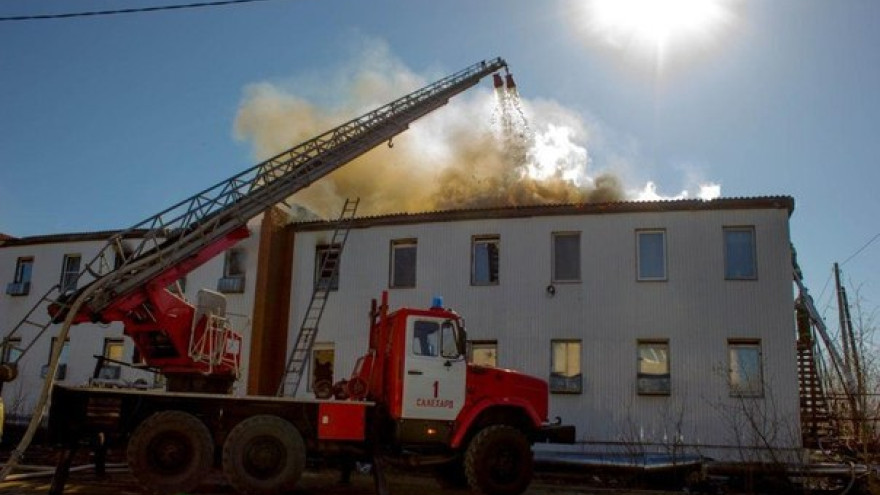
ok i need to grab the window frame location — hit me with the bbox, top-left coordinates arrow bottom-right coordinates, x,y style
60,254 -> 81,293
14,257 -> 33,284
728,339 -> 764,398
314,244 -> 341,291
412,320 -> 441,357
97,338 -> 125,380
723,226 -> 758,280
550,339 -> 583,394
42,337 -> 70,380
637,339 -> 671,395
309,344 -> 335,398
471,235 -> 500,286
1,337 -> 22,364
467,339 -> 499,367
218,248 -> 246,293
552,232 -> 581,283
224,248 -> 246,278
389,238 -> 417,289
636,229 -> 667,281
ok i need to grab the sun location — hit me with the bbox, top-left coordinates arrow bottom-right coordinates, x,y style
583,0 -> 734,62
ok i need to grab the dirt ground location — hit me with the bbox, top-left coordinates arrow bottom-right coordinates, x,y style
0,467 -> 687,495
0,445 -> 688,495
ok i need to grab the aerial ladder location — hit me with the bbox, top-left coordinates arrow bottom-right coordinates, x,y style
792,249 -> 863,448
0,57 -> 509,479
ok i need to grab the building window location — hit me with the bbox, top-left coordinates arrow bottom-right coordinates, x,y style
472,235 -> 500,286
552,232 -> 581,283
1,337 -> 22,364
550,339 -> 582,394
637,340 -> 670,395
729,340 -> 763,397
724,227 -> 757,280
218,248 -> 246,293
96,338 -> 125,380
60,254 -> 81,293
225,248 -> 245,278
637,230 -> 667,281
314,244 -> 340,291
468,340 -> 498,367
14,257 -> 33,284
6,257 -> 33,296
390,239 -> 417,288
310,345 -> 335,399
42,337 -> 70,380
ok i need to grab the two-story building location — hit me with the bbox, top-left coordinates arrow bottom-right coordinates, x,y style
281,197 -> 800,461
0,197 -> 800,461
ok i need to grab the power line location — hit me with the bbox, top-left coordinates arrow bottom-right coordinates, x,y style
0,0 -> 281,22
842,232 -> 880,266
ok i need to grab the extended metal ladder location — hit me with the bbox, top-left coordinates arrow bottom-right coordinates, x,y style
0,57 -> 507,373
277,198 -> 359,397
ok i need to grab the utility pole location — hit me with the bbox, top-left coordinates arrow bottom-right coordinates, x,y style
834,262 -> 866,445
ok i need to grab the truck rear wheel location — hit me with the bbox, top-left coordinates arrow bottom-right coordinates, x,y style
126,410 -> 214,495
222,414 -> 306,495
464,425 -> 532,495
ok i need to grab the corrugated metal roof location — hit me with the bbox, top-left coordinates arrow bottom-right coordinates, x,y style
0,196 -> 795,246
0,232 -> 15,247
0,229 -> 150,248
292,196 -> 795,231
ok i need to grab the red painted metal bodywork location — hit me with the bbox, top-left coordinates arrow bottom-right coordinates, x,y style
318,402 -> 367,441
351,293 -> 549,448
63,226 -> 251,378
451,365 -> 548,448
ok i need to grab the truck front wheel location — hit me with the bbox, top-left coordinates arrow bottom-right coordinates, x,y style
464,425 -> 533,495
126,410 -> 214,495
222,414 -> 306,495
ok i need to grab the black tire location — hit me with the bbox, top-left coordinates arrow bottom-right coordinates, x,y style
126,410 -> 214,495
222,414 -> 306,495
464,425 -> 533,495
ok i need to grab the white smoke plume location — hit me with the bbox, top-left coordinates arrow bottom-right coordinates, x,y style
634,181 -> 721,201
234,41 -> 718,218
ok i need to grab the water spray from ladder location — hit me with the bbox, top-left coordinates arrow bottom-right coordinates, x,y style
492,70 -> 534,181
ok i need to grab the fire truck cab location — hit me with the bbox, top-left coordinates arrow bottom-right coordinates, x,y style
348,294 -> 564,494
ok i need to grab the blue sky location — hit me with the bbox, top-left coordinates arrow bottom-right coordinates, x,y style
1,0 -> 878,320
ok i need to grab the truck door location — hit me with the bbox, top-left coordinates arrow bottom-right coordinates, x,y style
401,318 -> 465,421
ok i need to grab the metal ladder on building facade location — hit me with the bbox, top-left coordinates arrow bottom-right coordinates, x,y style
795,304 -> 837,449
277,198 -> 359,397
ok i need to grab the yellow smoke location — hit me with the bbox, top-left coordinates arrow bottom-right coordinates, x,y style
234,55 -> 623,219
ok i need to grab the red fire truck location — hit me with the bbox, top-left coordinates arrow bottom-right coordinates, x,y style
50,292 -> 572,495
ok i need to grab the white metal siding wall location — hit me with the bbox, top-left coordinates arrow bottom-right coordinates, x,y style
0,216 -> 263,413
288,207 -> 799,458
0,239 -> 142,416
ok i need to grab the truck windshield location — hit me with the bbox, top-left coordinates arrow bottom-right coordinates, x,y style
412,320 -> 461,359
